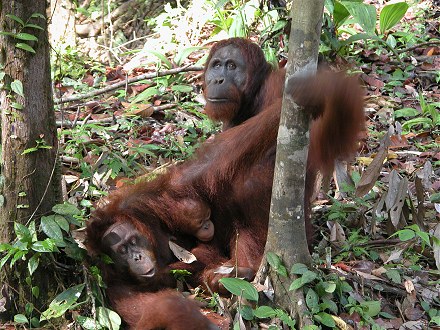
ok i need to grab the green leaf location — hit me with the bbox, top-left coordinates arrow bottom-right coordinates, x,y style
54,215 -> 70,232
301,270 -> 318,284
306,289 -> 319,309
24,24 -> 44,31
40,284 -> 85,321
96,306 -> 122,330
0,31 -> 16,37
219,278 -> 259,301
395,108 -> 419,118
14,314 -> 29,324
315,312 -> 336,327
0,250 -> 14,269
31,239 -> 59,253
52,202 -> 82,216
340,2 -> 377,34
171,85 -> 194,93
397,229 -> 415,241
276,309 -> 296,328
41,216 -> 63,240
402,117 -> 433,130
174,46 -> 205,66
14,222 -> 31,242
266,252 -> 288,277
144,50 -> 173,69
11,80 -> 24,97
379,2 -> 409,34
333,1 -> 350,27
10,102 -> 24,110
385,269 -> 401,284
322,281 -> 337,293
239,305 -> 254,321
0,243 -> 13,252
289,277 -> 305,290
6,14 -> 25,26
25,302 -> 34,314
291,263 -> 309,275
360,300 -> 381,317
416,231 -> 431,247
30,13 -> 46,20
131,87 -> 160,104
32,286 -> 40,298
430,192 -> 440,203
15,33 -> 38,41
74,316 -> 101,330
22,147 -> 39,155
28,254 -> 40,275
303,326 -> 320,330
16,43 -> 36,53
10,250 -> 26,267
320,298 -> 338,314
254,306 -> 277,318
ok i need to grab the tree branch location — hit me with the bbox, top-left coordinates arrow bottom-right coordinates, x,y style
54,65 -> 204,104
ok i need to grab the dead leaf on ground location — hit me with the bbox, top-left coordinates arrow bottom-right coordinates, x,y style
169,240 -> 197,263
385,170 -> 408,229
356,129 -> 391,197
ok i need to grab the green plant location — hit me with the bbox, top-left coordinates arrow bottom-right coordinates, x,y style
0,203 -> 86,327
0,13 -> 45,53
52,45 -> 106,81
22,137 -> 53,155
0,202 -> 121,329
291,262 -> 386,328
217,269 -> 296,328
396,95 -> 440,134
421,300 -> 440,326
322,1 -> 410,58
392,224 -> 440,250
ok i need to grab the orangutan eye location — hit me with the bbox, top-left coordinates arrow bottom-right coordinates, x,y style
212,60 -> 221,69
118,245 -> 127,255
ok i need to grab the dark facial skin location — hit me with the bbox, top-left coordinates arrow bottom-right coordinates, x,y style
193,207 -> 214,242
102,222 -> 157,280
204,45 -> 247,103
181,199 -> 214,242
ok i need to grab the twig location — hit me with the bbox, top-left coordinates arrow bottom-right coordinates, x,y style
54,65 -> 204,105
397,41 -> 440,54
56,103 -> 176,128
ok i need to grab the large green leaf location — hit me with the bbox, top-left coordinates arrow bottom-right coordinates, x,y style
379,2 -> 409,34
254,306 -> 277,318
341,1 -> 377,34
96,306 -> 121,330
40,284 -> 85,321
41,216 -> 63,241
219,277 -> 259,301
52,202 -> 82,216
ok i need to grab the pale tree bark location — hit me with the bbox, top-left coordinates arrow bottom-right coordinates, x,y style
0,0 -> 61,320
257,0 -> 325,327
49,0 -> 76,47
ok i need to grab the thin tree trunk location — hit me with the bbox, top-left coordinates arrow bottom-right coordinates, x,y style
0,0 -> 61,320
259,0 -> 324,327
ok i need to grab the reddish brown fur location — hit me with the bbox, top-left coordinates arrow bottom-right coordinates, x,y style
86,38 -> 365,326
202,38 -> 365,241
110,289 -> 217,329
87,205 -> 223,328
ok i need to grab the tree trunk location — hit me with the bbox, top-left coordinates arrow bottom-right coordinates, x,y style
0,0 -> 61,320
259,0 -> 324,326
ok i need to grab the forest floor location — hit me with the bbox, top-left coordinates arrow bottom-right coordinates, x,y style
49,0 -> 440,329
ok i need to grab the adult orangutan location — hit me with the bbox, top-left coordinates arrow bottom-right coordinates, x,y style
202,37 -> 365,240
86,38 -> 365,328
